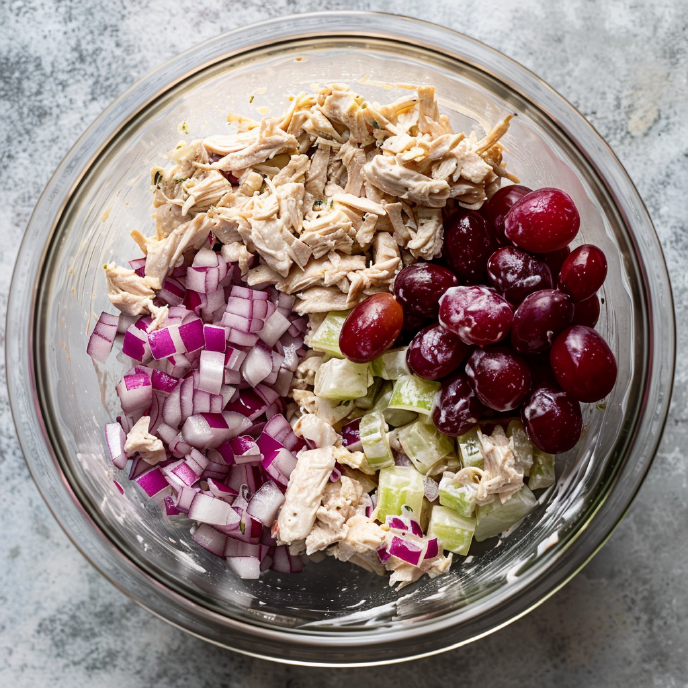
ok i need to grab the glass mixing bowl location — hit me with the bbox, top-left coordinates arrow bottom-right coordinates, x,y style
7,12 -> 674,665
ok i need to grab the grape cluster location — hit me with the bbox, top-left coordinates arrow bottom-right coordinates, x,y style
397,186 -> 616,454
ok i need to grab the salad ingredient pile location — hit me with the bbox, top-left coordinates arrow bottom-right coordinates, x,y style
88,83 -> 617,590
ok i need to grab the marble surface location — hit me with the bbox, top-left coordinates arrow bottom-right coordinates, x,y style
1,0 -> 687,685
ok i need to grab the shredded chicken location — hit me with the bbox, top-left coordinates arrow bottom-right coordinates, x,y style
124,416 -> 166,465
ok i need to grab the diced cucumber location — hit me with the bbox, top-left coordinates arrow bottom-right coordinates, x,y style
388,375 -> 440,416
507,420 -> 534,476
359,411 -> 394,470
310,310 -> 351,358
377,465 -> 424,522
428,505 -> 476,556
438,475 -> 477,518
528,449 -> 555,490
314,358 -> 370,400
474,485 -> 538,542
458,426 -> 484,468
398,419 -> 455,474
371,348 -> 410,380
374,382 -> 418,427
354,377 -> 383,410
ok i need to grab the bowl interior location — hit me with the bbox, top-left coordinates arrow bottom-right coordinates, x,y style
32,34 -> 647,651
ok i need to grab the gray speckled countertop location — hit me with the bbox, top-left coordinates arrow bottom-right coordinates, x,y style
1,1 -> 687,685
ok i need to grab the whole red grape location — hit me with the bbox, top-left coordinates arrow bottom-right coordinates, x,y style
521,383 -> 583,453
511,289 -> 574,354
465,347 -> 531,412
550,325 -> 617,402
487,247 -> 553,305
484,184 -> 533,244
444,210 -> 498,284
558,244 -> 608,302
571,294 -> 600,328
406,323 -> 470,380
433,372 -> 486,437
394,263 -> 459,319
504,188 -> 580,253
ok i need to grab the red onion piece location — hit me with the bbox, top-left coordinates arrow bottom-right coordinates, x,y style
425,537 -> 439,560
116,373 -> 153,414
87,312 -> 119,363
188,493 -> 240,527
389,535 -> 425,566
134,467 -> 171,500
226,556 -> 261,579
178,318 -> 204,352
203,324 -> 227,353
340,418 -> 362,451
122,323 -> 151,362
151,369 -> 178,395
198,350 -> 225,395
191,523 -> 227,557
105,422 -> 127,469
423,475 -> 440,503
246,481 -> 285,525
129,257 -> 146,276
158,277 -> 186,306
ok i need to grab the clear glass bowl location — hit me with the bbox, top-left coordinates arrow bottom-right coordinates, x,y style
7,12 -> 674,666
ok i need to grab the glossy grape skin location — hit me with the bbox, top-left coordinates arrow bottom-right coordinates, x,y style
433,372 -> 487,437
340,293 -> 404,363
406,324 -> 470,380
558,244 -> 608,302
439,286 -> 513,347
393,264 -> 459,319
535,246 -> 571,277
511,289 -> 575,354
465,347 -> 532,412
444,210 -> 499,284
504,188 -> 580,253
571,294 -> 600,328
485,184 -> 533,244
487,247 -> 553,305
521,383 -> 583,454
550,325 -> 617,402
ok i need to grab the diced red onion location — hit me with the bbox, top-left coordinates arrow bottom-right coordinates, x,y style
191,523 -> 227,557
227,464 -> 261,494
341,418 -> 362,451
148,324 -> 185,360
425,537 -> 439,560
389,535 -> 425,566
158,277 -> 186,306
198,350 -> 225,395
188,493 -> 240,527
206,478 -> 237,501
122,323 -> 151,362
230,285 -> 269,301
258,311 -> 291,347
423,475 -> 440,503
225,388 -> 269,421
151,369 -> 179,395
162,495 -> 182,517
246,481 -> 285,525
230,435 -> 261,464
329,465 -> 342,482
116,373 -> 153,414
105,422 -> 128,469
181,411 -> 252,450
162,382 -> 182,428
129,257 -> 146,275
134,467 -> 171,501
174,486 -> 199,512
226,556 -> 261,579
117,314 -> 138,335
377,545 -> 390,563
226,329 -> 259,347
178,318 -> 204,352
87,312 -> 119,363
262,447 -> 297,487
203,324 -> 227,352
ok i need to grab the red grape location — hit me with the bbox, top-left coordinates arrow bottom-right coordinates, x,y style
465,347 -> 531,411
393,263 -> 459,319
439,286 -> 513,346
484,184 -> 533,244
521,383 -> 583,453
406,323 -> 470,380
535,246 -> 571,277
550,325 -> 617,402
433,372 -> 486,437
572,294 -> 600,327
444,210 -> 498,284
504,188 -> 580,253
487,247 -> 553,305
511,289 -> 574,354
558,244 -> 608,302
340,293 -> 404,363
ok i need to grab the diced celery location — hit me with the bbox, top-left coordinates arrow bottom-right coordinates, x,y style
438,475 -> 477,518
474,485 -> 538,542
428,505 -> 476,556
374,382 -> 418,427
528,449 -> 555,490
377,465 -> 425,521
371,348 -> 410,380
398,419 -> 454,474
388,375 -> 440,416
354,377 -> 383,410
310,310 -> 351,358
458,426 -> 484,469
314,358 -> 370,400
359,411 -> 394,470
507,420 -> 534,476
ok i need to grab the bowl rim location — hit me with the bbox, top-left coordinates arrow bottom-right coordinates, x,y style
7,10 -> 675,666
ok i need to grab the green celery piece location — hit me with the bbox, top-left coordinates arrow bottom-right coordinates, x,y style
398,419 -> 454,474
359,411 -> 394,470
458,426 -> 484,469
428,505 -> 476,556
376,465 -> 424,521
474,485 -> 538,542
314,358 -> 369,401
438,476 -> 476,518
507,420 -> 534,476
310,310 -> 351,358
374,382 -> 418,427
388,375 -> 440,416
371,348 -> 410,380
354,377 -> 383,410
528,449 -> 555,490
